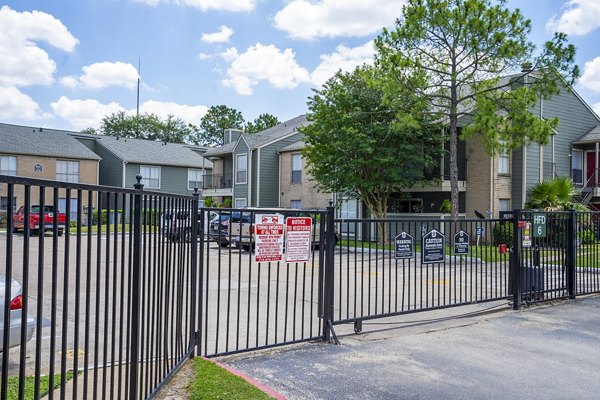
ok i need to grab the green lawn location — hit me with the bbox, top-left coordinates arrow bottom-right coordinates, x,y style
2,371 -> 75,400
189,358 -> 273,400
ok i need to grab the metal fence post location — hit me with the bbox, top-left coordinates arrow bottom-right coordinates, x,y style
190,188 -> 200,356
129,175 -> 144,400
510,209 -> 522,310
567,208 -> 576,299
323,202 -> 336,342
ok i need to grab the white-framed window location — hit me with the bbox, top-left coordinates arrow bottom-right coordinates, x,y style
499,199 -> 511,213
235,153 -> 247,184
572,149 -> 583,184
140,165 -> 160,189
0,156 -> 17,176
235,198 -> 247,208
290,200 -> 301,209
56,160 -> 80,183
188,169 -> 203,190
498,142 -> 509,175
291,153 -> 302,184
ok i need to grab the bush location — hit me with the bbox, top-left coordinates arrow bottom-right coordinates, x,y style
578,228 -> 596,245
223,198 -> 232,208
91,209 -> 123,225
0,211 -> 6,228
204,197 -> 215,207
493,221 -> 512,246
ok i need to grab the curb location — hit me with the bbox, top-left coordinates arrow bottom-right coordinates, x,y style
201,356 -> 287,400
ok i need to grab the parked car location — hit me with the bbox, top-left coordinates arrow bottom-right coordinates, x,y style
161,209 -> 215,242
208,211 -> 252,247
12,205 -> 66,236
0,277 -> 35,352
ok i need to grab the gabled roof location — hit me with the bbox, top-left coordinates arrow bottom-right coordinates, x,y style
203,114 -> 309,156
575,125 -> 600,144
75,133 -> 212,168
0,123 -> 101,160
278,140 -> 305,153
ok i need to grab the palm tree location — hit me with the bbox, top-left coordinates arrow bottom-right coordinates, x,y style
525,177 -> 581,210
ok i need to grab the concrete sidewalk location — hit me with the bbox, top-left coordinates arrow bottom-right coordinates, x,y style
220,297 -> 600,400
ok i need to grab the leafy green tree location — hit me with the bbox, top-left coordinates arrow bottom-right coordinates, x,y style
302,65 -> 442,232
96,111 -> 197,144
375,0 -> 579,220
245,113 -> 280,133
194,105 -> 245,146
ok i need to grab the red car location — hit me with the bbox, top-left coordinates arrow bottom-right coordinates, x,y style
12,205 -> 66,236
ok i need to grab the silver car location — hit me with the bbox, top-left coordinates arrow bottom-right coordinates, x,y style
0,277 -> 35,352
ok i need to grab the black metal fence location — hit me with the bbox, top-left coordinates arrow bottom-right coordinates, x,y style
3,172 -> 600,400
0,174 -> 198,400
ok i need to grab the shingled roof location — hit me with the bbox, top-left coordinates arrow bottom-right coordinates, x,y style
204,114 -> 309,157
575,125 -> 600,144
0,123 -> 100,160
87,134 -> 213,168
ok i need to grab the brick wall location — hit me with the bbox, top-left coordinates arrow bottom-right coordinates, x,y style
280,151 -> 330,209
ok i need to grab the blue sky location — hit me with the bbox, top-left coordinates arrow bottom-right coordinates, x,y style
1,0 -> 600,132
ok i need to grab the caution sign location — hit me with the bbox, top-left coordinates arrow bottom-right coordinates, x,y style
454,230 -> 470,255
395,232 -> 414,259
255,214 -> 284,263
286,217 -> 312,263
422,229 -> 445,264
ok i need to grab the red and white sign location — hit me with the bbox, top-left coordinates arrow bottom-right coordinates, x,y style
255,214 -> 284,263
286,217 -> 313,263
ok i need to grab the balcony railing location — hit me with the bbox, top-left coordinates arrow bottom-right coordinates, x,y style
202,174 -> 232,190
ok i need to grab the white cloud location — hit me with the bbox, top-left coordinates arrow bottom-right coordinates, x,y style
0,86 -> 51,120
201,26 -> 233,43
0,6 -> 78,87
547,0 -> 600,36
139,100 -> 208,122
310,41 -> 375,86
134,0 -> 255,12
198,52 -> 212,60
60,62 -> 139,90
579,57 -> 600,93
51,96 -> 208,130
221,44 -> 310,95
51,96 -> 125,130
274,0 -> 404,40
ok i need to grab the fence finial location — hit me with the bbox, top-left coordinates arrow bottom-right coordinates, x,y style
134,174 -> 144,190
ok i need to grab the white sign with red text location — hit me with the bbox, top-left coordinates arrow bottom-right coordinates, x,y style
255,214 -> 284,263
285,217 -> 312,263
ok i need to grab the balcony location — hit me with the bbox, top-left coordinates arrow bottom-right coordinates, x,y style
202,174 -> 233,197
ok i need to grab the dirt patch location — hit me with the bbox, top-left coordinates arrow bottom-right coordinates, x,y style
154,360 -> 195,400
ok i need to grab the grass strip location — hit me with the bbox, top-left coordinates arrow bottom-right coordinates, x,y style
2,371 -> 75,400
189,358 -> 273,400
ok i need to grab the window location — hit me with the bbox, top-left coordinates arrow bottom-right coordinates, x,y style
499,199 -> 511,213
290,200 -> 301,209
291,153 -> 302,184
140,165 -> 160,188
236,154 -> 247,184
0,196 -> 16,212
498,142 -> 509,175
56,160 -> 79,182
235,198 -> 247,208
572,150 -> 583,184
0,156 -> 17,176
188,169 -> 203,190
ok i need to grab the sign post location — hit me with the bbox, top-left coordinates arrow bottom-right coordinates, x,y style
454,230 -> 470,255
285,217 -> 312,263
255,214 -> 284,263
421,229 -> 445,264
395,232 -> 414,259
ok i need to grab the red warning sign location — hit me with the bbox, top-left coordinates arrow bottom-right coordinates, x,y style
255,214 -> 284,263
286,217 -> 312,263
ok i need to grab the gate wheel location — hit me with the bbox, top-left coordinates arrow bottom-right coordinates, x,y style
354,320 -> 362,334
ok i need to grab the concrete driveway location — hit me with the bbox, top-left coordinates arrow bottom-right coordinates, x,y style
220,296 -> 600,400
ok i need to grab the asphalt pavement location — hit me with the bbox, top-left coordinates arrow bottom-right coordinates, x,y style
220,296 -> 600,400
